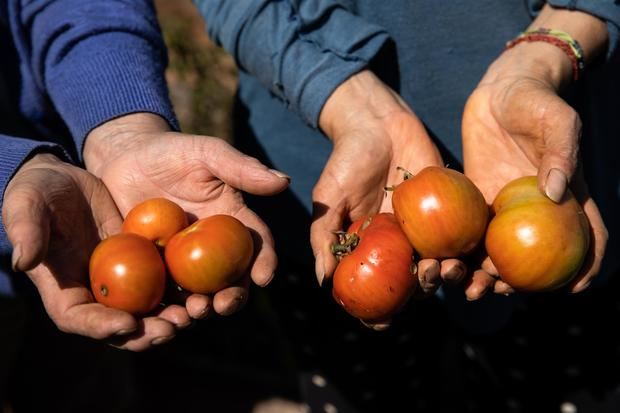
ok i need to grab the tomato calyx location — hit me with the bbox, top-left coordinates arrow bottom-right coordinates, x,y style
330,216 -> 375,260
331,232 -> 360,260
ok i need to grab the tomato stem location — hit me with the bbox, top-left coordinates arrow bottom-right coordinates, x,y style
396,166 -> 414,180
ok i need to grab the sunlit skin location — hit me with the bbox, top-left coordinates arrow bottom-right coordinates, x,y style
90,233 -> 166,315
332,213 -> 417,324
122,198 -> 188,247
392,166 -> 489,259
165,215 -> 254,294
485,176 -> 590,292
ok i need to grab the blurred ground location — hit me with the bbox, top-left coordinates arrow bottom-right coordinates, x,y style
154,0 -> 237,142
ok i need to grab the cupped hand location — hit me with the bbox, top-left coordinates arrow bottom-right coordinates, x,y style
313,70 -> 469,305
462,44 -> 608,299
2,153 -> 189,351
84,114 -> 290,317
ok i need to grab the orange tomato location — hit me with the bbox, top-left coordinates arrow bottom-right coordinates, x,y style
392,166 -> 489,258
486,176 -> 590,291
332,213 -> 417,323
89,233 -> 166,315
122,198 -> 188,247
165,215 -> 254,294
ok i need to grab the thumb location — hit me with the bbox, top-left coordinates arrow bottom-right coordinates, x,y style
537,106 -> 581,203
201,137 -> 290,195
310,181 -> 347,287
2,179 -> 51,272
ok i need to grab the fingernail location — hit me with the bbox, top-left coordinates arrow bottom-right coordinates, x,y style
572,279 -> 591,294
151,335 -> 174,346
11,243 -> 22,272
115,328 -> 137,336
269,169 -> 291,181
315,254 -> 325,286
545,168 -> 567,203
444,264 -> 464,283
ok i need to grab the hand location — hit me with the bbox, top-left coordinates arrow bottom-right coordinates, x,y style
84,114 -> 290,317
314,70 -> 469,307
462,41 -> 608,299
2,153 -> 187,351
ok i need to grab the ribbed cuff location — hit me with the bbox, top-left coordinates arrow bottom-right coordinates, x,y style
46,33 -> 179,158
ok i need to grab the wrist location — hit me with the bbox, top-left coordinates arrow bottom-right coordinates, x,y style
84,113 -> 170,176
318,70 -> 407,140
486,41 -> 573,90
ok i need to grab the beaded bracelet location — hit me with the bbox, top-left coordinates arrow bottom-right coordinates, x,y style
505,28 -> 585,81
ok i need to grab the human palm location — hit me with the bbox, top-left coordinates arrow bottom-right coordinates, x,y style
86,124 -> 290,316
463,76 -> 607,294
3,154 -> 184,351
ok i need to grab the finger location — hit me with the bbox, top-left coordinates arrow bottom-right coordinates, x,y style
417,259 -> 441,293
570,197 -> 608,293
360,319 -> 391,331
493,280 -> 515,295
233,206 -> 277,287
310,197 -> 344,286
481,256 -> 499,277
464,269 -> 496,301
152,304 -> 192,329
28,265 -> 137,338
538,106 -> 581,203
108,317 -> 176,352
200,137 -> 290,195
213,276 -> 251,316
185,294 -> 213,319
440,259 -> 467,285
2,181 -> 51,272
90,180 -> 124,238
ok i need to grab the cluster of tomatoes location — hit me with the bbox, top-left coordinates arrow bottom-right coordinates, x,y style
89,198 -> 253,315
331,166 -> 590,325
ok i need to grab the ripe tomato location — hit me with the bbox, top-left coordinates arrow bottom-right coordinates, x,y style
332,213 -> 417,323
89,233 -> 166,315
392,166 -> 489,258
485,176 -> 590,292
122,198 -> 188,247
164,215 -> 254,294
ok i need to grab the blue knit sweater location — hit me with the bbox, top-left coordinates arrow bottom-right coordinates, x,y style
0,0 -> 177,294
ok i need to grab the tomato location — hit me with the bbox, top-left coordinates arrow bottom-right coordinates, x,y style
122,198 -> 188,247
485,176 -> 590,292
391,166 -> 489,258
164,214 -> 254,294
332,213 -> 417,323
89,233 -> 166,315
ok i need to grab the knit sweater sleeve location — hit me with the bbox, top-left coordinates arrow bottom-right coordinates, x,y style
8,0 -> 179,158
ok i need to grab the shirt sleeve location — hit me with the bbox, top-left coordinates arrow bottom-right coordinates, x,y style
8,0 -> 179,157
0,135 -> 71,259
194,0 -> 390,128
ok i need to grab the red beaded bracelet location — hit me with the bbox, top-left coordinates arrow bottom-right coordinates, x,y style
505,28 -> 585,81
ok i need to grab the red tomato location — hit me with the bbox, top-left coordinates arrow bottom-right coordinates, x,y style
89,233 -> 166,315
486,176 -> 590,292
332,213 -> 417,323
164,215 -> 254,294
392,166 -> 489,258
122,198 -> 188,247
